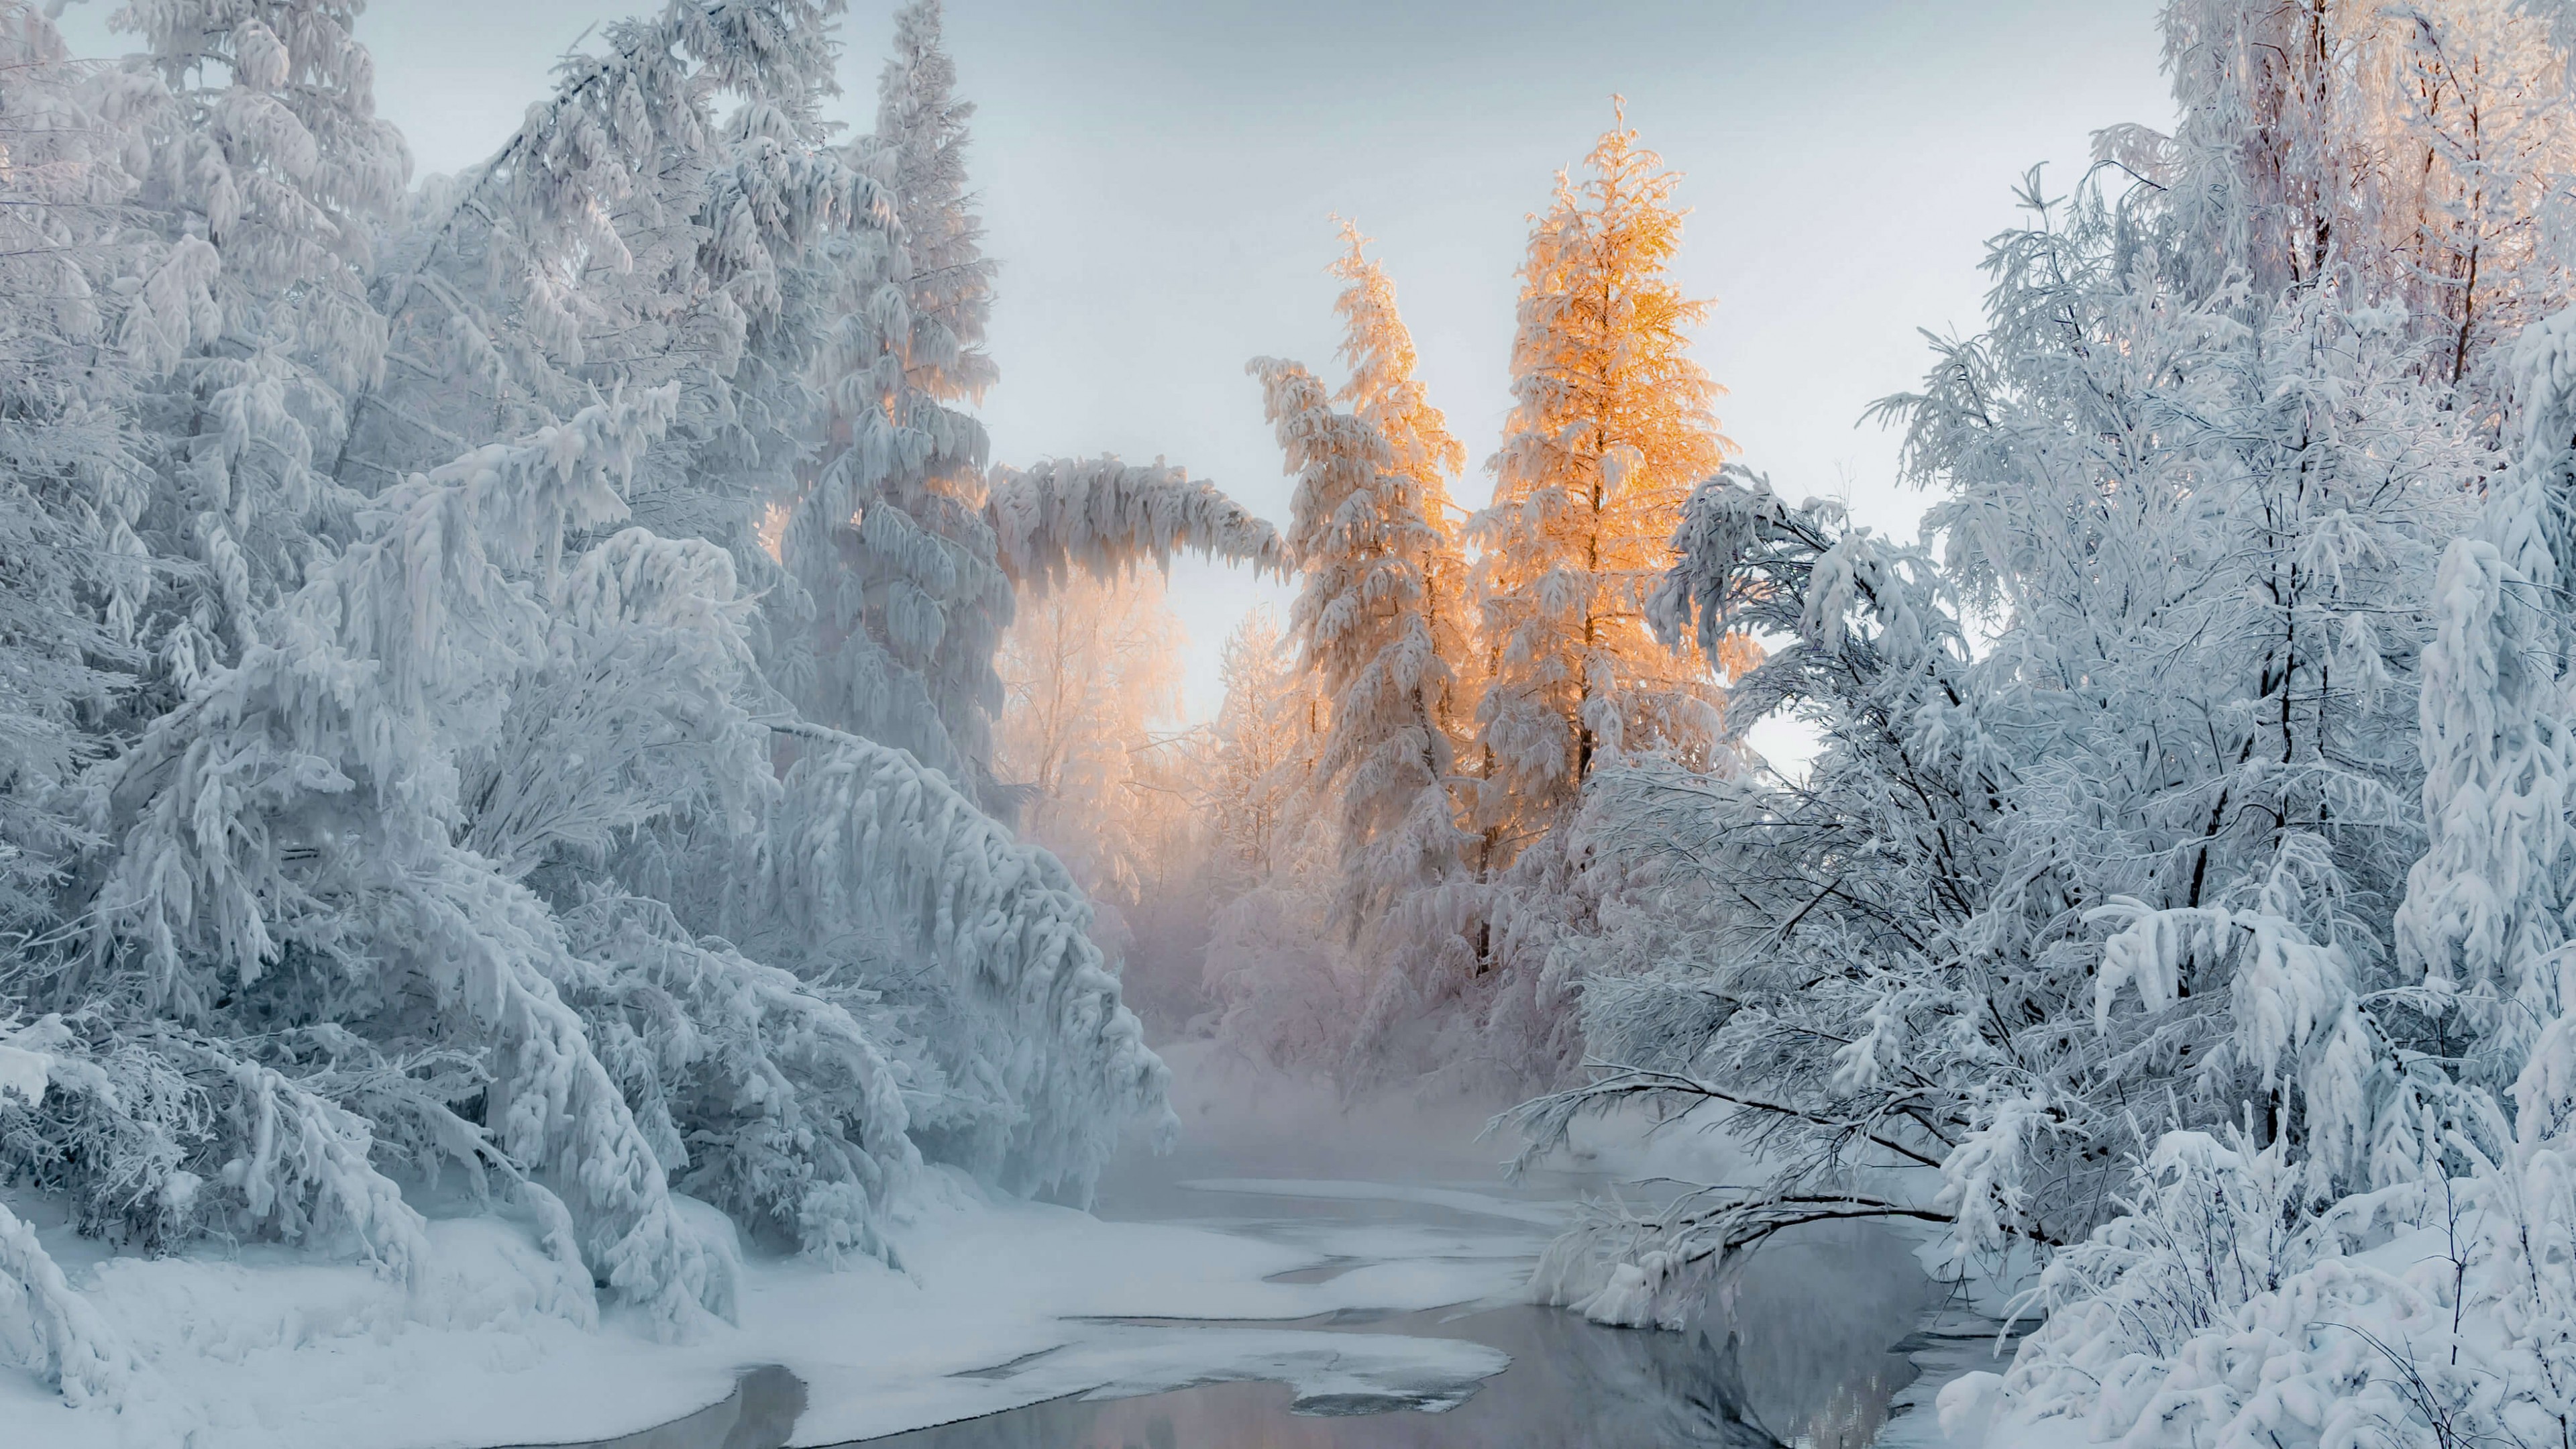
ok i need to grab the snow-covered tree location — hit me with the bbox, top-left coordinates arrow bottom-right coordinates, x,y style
1197,608 -> 1354,1071
1321,114 -> 1739,1096
2131,0 -> 2576,407
1328,221 -> 1480,767
104,0 -> 409,704
0,1 -> 1304,1393
1514,154 -> 2486,1323
2394,307 -> 2576,1095
1241,223 -> 1478,939
1252,325 -> 1471,916
1944,309 -> 2576,1449
782,0 -> 1010,807
1204,608 -> 1323,890
991,570 -> 1189,920
77,392 -> 742,1332
1469,107 -> 1732,865
0,2 -> 146,928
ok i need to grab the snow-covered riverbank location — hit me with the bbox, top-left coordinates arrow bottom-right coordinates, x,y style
5,1039 -> 1998,1449
4,1162 -> 1544,1449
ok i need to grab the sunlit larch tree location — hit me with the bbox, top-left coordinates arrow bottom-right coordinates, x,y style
1249,226 -> 1475,922
1329,220 -> 1481,768
1469,107 -> 1733,866
1512,107 -> 2491,1334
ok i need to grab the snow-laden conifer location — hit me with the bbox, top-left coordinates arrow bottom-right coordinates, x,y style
1197,609 -> 1354,1068
782,0 -> 1011,807
0,1 -> 146,923
1328,221 -> 1480,769
0,0 -> 1289,1404
761,722 -> 1173,1201
1252,337 -> 1471,918
2394,307 -> 2576,1094
107,0 -> 409,692
2137,0 -> 2576,405
78,391 -> 741,1333
1469,107 -> 1731,863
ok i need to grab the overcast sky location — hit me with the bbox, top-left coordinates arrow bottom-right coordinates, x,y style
62,0 -> 2178,720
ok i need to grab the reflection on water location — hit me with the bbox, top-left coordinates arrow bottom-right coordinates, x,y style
1704,1219 -> 1934,1449
534,1224 -> 1929,1449
847,1304 -> 1788,1448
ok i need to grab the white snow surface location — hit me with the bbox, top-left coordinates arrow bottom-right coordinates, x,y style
3,1166 -> 1530,1449
0,1043 -> 46,1108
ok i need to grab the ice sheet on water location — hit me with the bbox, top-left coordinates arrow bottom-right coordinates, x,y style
809,1324 -> 1510,1434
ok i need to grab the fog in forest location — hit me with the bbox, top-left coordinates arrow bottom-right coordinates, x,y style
12,3 -> 2576,1448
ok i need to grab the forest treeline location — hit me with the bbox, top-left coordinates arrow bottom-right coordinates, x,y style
12,1 -> 2576,1444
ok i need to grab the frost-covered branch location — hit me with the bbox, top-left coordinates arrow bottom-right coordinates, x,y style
989,457 -> 1291,595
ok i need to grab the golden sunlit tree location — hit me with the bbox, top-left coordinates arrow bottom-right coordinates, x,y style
1470,105 -> 1732,864
1248,223 -> 1478,923
1330,221 -> 1483,767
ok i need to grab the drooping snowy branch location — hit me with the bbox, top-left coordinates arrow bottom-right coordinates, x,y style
763,720 -> 1173,1201
989,457 -> 1291,596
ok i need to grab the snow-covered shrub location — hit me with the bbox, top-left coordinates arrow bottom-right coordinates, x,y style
1967,1117 -> 2576,1449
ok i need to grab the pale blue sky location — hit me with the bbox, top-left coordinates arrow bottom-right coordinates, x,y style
61,0 -> 2176,722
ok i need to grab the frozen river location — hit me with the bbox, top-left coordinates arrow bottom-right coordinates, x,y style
532,1107 -> 1970,1449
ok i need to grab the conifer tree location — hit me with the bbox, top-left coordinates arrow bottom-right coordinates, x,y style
0,1 -> 1268,1368
784,0 -> 1014,807
2398,307 -> 2576,1093
1469,108 -> 1731,864
1199,608 -> 1352,1069
1251,227 -> 1474,918
784,1 -> 1284,816
1205,608 -> 1323,890
111,0 -> 409,697
1329,222 -> 1480,763
0,1 -> 146,927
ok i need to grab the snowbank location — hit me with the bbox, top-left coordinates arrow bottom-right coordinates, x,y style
3,1165 -> 1523,1449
